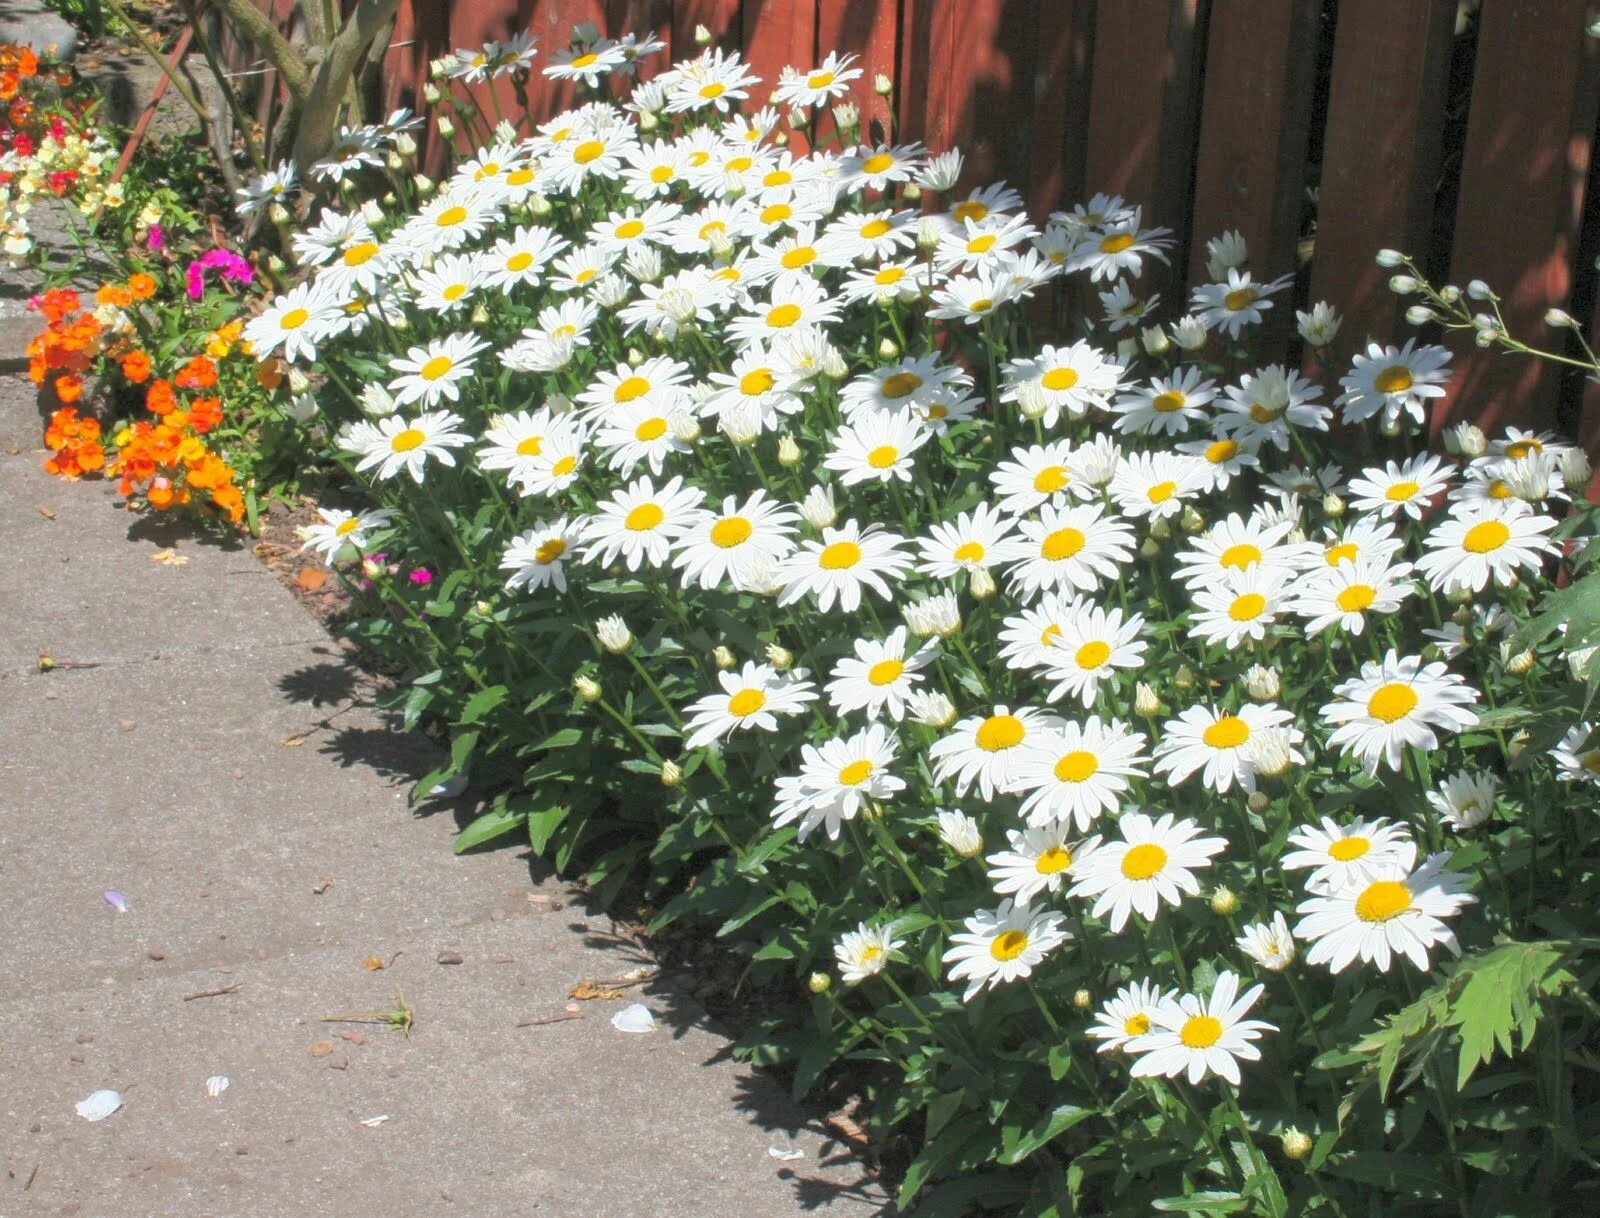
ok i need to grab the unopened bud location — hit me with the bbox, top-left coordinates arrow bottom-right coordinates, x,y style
1173,664 -> 1196,691
1388,274 -> 1419,295
874,73 -> 893,96
394,132 -> 417,159
573,674 -> 602,702
1561,448 -> 1591,488
1466,279 -> 1494,300
902,183 -> 922,202
936,809 -> 983,858
807,971 -> 831,994
916,216 -> 942,251
877,336 -> 900,360
660,759 -> 682,787
788,106 -> 809,130
1244,664 -> 1281,701
773,434 -> 800,466
1150,517 -> 1172,541
1073,988 -> 1093,1009
970,566 -> 996,600
1209,886 -> 1239,916
413,173 -> 436,196
671,413 -> 702,444
832,102 -> 859,132
423,83 -> 442,105
766,643 -> 794,671
529,192 -> 554,217
596,614 -> 633,654
1375,248 -> 1406,268
1139,537 -> 1161,560
1404,305 -> 1435,326
821,347 -> 849,379
1134,681 -> 1162,718
437,115 -> 455,140
1247,790 -> 1271,814
1140,325 -> 1170,356
1281,1128 -> 1313,1161
694,22 -> 713,44
1320,492 -> 1345,517
1503,648 -> 1535,675
1179,505 -> 1205,534
713,645 -> 736,670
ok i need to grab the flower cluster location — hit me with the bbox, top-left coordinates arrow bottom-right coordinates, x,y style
42,404 -> 104,477
110,356 -> 244,524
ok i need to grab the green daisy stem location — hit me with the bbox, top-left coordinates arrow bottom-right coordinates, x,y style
1024,977 -> 1063,1039
1160,910 -> 1191,990
1222,1089 -> 1283,1218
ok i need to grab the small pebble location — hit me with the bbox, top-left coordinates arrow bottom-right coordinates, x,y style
491,954 -> 513,964
117,719 -> 135,732
308,1040 -> 335,1058
489,910 -> 506,922
232,769 -> 245,780
75,1034 -> 93,1044
235,1146 -> 249,1155
69,1053 -> 84,1064
340,1031 -> 365,1045
436,951 -> 464,966
146,950 -> 165,961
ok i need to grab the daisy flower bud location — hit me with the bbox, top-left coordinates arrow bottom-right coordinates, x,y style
712,645 -> 736,670
1561,447 -> 1591,488
1116,337 -> 1139,365
413,173 -> 436,196
573,674 -> 602,703
936,809 -> 983,857
593,273 -> 632,308
1150,517 -> 1172,541
1140,325 -> 1170,356
917,149 -> 962,191
776,434 -> 801,466
1474,327 -> 1497,348
1404,304 -> 1435,325
1073,988 -> 1093,1009
807,972 -> 831,994
1139,536 -> 1161,560
1388,274 -> 1419,295
1179,505 -> 1205,534
1247,790 -> 1270,814
773,132 -> 790,148
1380,415 -> 1404,437
916,216 -> 943,251
1173,664 -> 1196,690
1501,647 -> 1535,675
707,230 -> 735,259
1296,301 -> 1341,347
1466,279 -> 1494,300
385,151 -> 405,173
596,615 -> 633,654
1507,729 -> 1530,762
905,591 -> 961,639
1016,380 -> 1049,419
1427,769 -> 1497,831
659,760 -> 682,787
1281,1128 -> 1313,1161
1135,682 -> 1162,718
874,73 -> 894,95
798,484 -> 838,528
902,183 -> 922,202
766,643 -> 794,672
694,22 -> 713,44
1209,886 -> 1239,916
529,193 -> 554,216
1375,248 -> 1406,267
423,82 -> 442,103
910,690 -> 958,729
1244,664 -> 1281,701
970,566 -> 997,600
877,336 -> 900,360
625,245 -> 663,283
1170,315 -> 1208,351
821,347 -> 850,379
721,411 -> 760,446
788,106 -> 810,129
1205,229 -> 1248,278
1320,492 -> 1345,517
1237,913 -> 1296,971
437,115 -> 455,140
832,102 -> 859,132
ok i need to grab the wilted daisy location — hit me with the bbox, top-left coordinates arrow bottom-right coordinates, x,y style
775,521 -> 912,613
986,824 -> 1092,904
1549,723 -> 1600,785
930,706 -> 1063,800
348,411 -> 470,483
1413,502 -> 1556,594
1111,366 -> 1216,436
1127,972 -> 1276,1085
1281,816 -> 1417,895
997,503 -> 1136,600
1294,852 -> 1474,972
672,491 -> 798,591
1087,980 -> 1175,1053
1337,338 -> 1451,427
388,332 -> 489,408
501,518 -> 580,593
1001,340 -> 1124,426
943,899 -> 1071,1002
825,626 -> 934,722
1068,812 -> 1227,931
683,661 -> 819,750
772,722 -> 905,841
1235,913 -> 1296,972
297,507 -> 394,559
1289,558 -> 1415,636
835,920 -> 903,985
582,475 -> 707,571
1427,770 -> 1500,832
1321,650 -> 1480,774
1037,601 -> 1147,707
1153,702 -> 1299,795
1346,453 -> 1453,520
1009,716 -> 1149,830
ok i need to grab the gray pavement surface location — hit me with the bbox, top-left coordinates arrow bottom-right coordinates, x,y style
0,370 -> 888,1216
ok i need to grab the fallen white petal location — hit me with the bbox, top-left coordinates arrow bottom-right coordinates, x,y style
768,1146 -> 805,1161
102,891 -> 128,913
610,1003 -> 655,1034
205,1076 -> 230,1099
75,1090 -> 123,1121
360,1114 -> 392,1127
429,774 -> 469,798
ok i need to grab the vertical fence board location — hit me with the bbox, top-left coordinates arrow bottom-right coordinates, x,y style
1308,0 -> 1454,368
1024,0 -> 1093,220
1186,0 -> 1321,293
673,0 -> 743,53
606,0 -> 675,75
815,0 -> 896,142
741,0 -> 817,117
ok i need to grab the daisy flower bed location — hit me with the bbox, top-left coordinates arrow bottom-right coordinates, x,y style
238,26 -> 1600,1217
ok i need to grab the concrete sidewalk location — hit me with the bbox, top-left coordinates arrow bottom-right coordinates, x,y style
0,372 -> 887,1216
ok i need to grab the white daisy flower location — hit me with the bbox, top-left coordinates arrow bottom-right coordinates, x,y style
988,440 -> 1086,516
916,504 -> 1015,580
244,279 -> 347,364
1294,853 -> 1475,972
774,520 -> 912,613
1308,515 -> 1406,571
347,410 -> 470,483
1288,558 -> 1416,636
1189,269 -> 1291,337
726,276 -> 843,349
577,355 -> 693,418
1173,513 -> 1299,591
1009,716 -> 1149,831
839,354 -> 967,420
664,48 -> 762,114
477,410 -> 583,493
1346,454 -> 1454,520
942,899 -> 1071,1002
1127,972 -> 1276,1085
839,258 -> 925,306
927,270 -> 1018,325
484,225 -> 569,292
1320,650 -> 1480,774
1214,364 -> 1329,450
824,626 -> 935,723
1096,278 -> 1160,330
995,503 -> 1136,601
1064,214 -> 1173,281
595,398 -> 691,475
1087,980 -> 1175,1053
772,722 -> 905,841
1549,722 -> 1600,786
387,332 -> 489,408
1427,770 -> 1499,832
1235,913 -> 1296,972
296,507 -> 394,559
1413,502 -> 1556,594
986,825 -> 1092,904
837,143 -> 925,193
519,434 -> 587,498
818,208 -> 917,265
582,475 -> 707,571
1281,816 -> 1418,895
501,518 -> 580,593
1109,451 -> 1208,520
835,920 -> 903,985
1337,338 -> 1452,427
1111,366 -> 1216,436
1176,432 -> 1262,491
929,706 -> 1064,801
1188,568 -> 1293,649
544,41 -> 628,85
1068,812 -> 1227,932
683,661 -> 819,751
1000,340 -> 1124,427
824,409 -> 932,486
672,490 -> 799,591
1036,601 -> 1147,708
1153,702 -> 1299,795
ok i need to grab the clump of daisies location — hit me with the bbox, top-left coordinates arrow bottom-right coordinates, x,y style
249,27 -> 1600,1215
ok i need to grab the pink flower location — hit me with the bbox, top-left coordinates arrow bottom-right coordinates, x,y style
408,568 -> 433,587
147,224 -> 165,252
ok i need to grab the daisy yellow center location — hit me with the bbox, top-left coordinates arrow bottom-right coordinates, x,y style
806,70 -> 836,88
650,165 -> 674,183
953,200 -> 989,222
1042,367 -> 1079,392
1042,527 -> 1086,561
635,417 -> 668,441
1462,520 -> 1510,553
759,203 -> 792,225
280,307 -> 310,330
867,658 -> 904,686
838,759 -> 874,786
614,220 -> 645,239
506,252 -> 535,272
625,503 -> 665,531
1206,439 -> 1240,463
534,538 -> 565,564
442,283 -> 468,301
573,140 -> 606,164
1337,584 -> 1376,612
1373,366 -> 1414,395
1040,624 -> 1063,646
926,403 -> 949,420
569,52 -> 598,69
1581,752 -> 1600,773
1123,1013 -> 1151,1036
575,268 -> 599,284
390,428 -> 426,452
1100,233 -> 1136,254
1053,750 -> 1098,783
1034,465 -> 1069,493
343,242 -> 379,266
1220,543 -> 1260,569
778,247 -> 815,270
1075,640 -> 1111,669
727,688 -> 766,716
967,297 -> 995,313
1203,715 -> 1250,749
516,436 -> 544,456
507,168 -> 535,186
549,455 -> 578,478
967,234 -> 998,254
476,162 -> 501,178
859,943 -> 884,962
1367,682 -> 1418,723
1386,480 -> 1420,501
614,376 -> 652,402
1223,287 -> 1256,311
875,266 -> 906,285
819,540 -> 862,569
710,516 -> 752,548
416,353 -> 454,381
700,219 -> 729,240
1325,542 -> 1359,565
699,82 -> 726,99
1506,439 -> 1541,458
976,714 -> 1025,752
436,206 -> 468,228
1328,836 -> 1370,862
767,303 -> 803,328
1148,480 -> 1178,504
1250,401 -> 1286,423
990,929 -> 1029,961
740,368 -> 776,395
764,169 -> 793,187
1121,843 -> 1167,880
689,150 -> 711,166
1355,879 -> 1412,922
867,445 -> 900,469
725,155 -> 752,173
882,372 -> 923,398
1229,592 -> 1267,621
1488,481 -> 1512,499
952,541 -> 987,563
860,218 -> 892,238
335,517 -> 362,535
862,153 -> 895,174
1035,845 -> 1074,874
1151,391 -> 1186,413
1179,1014 -> 1224,1048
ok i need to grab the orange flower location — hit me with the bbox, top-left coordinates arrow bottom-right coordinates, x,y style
174,355 -> 217,390
188,396 -> 224,433
211,483 -> 245,524
256,359 -> 284,391
127,272 -> 158,301
120,350 -> 152,383
146,379 -> 177,416
34,288 -> 80,324
146,478 -> 176,509
95,283 -> 133,309
54,373 -> 83,403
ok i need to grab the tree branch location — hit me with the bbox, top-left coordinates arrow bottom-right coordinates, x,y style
290,0 -> 402,168
205,0 -> 313,103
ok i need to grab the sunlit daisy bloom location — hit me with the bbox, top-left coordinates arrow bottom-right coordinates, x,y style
1189,568 -> 1293,649
347,410 -> 470,483
1153,702 -> 1298,795
772,722 -> 905,841
309,126 -> 383,182
539,120 -> 636,194
774,520 -> 912,613
1009,716 -> 1149,831
1001,340 -> 1124,426
664,47 -> 762,113
484,225 -> 570,292
1127,972 -> 1276,1085
745,221 -> 828,285
997,503 -> 1136,601
1064,213 -> 1173,281
837,142 -> 925,194
588,200 -> 684,257
1096,278 -> 1160,331
726,276 -> 843,349
577,355 -> 693,419
986,824 -> 1091,904
1108,451 -> 1208,520
916,504 -> 1016,580
1051,192 -> 1138,232
1214,364 -> 1329,450
943,899 -> 1072,1002
927,271 -> 1018,325
477,409 -> 577,492
1036,602 -> 1147,708
528,298 -> 600,348
701,346 -> 805,431
1346,453 -> 1454,520
1414,502 -> 1556,594
835,920 -> 903,985
618,268 -> 724,341
451,142 -> 530,200
839,354 -> 965,419
401,188 -> 497,254
548,244 -> 623,295
989,440 -> 1087,516
1422,603 -> 1513,660
236,160 -> 298,215
581,475 -> 707,572
1088,980 -> 1176,1053
1454,451 -> 1568,510
682,660 -> 819,751
1550,722 -> 1600,786
1308,515 -> 1405,572
933,214 -> 1039,274
1427,770 -> 1500,832
613,30 -> 665,75
595,398 -> 691,475
447,44 -> 497,83
1282,816 -> 1417,896
1111,366 -> 1216,436
1337,338 -> 1452,427
1069,812 -> 1227,932
544,40 -> 627,85
620,139 -> 688,200
1267,463 -> 1345,502
297,507 -> 394,559
500,517 -> 580,593
997,593 -> 1080,674
1321,650 -> 1480,774
1288,558 -> 1416,636
1173,513 -> 1298,592
822,409 -> 930,487
1294,852 -> 1474,973
816,208 -> 917,265
520,433 -> 587,498
839,258 -> 925,305
387,332 -> 489,408
1236,912 -> 1296,972
1189,269 -> 1292,338
930,706 -> 1065,801
1175,432 -> 1262,491
1489,426 -> 1573,464
411,252 -> 487,314
825,626 -> 935,723
244,279 -> 346,364
772,51 -> 863,107
672,490 -> 799,591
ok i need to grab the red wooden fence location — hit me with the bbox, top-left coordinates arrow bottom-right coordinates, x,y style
271,0 -> 1600,458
